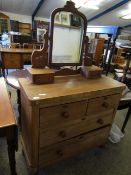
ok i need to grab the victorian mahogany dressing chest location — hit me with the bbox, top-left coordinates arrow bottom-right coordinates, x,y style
19,75 -> 124,171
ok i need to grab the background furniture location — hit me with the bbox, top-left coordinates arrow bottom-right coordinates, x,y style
5,36 -> 49,123
114,52 -> 131,133
87,26 -> 121,74
89,38 -> 105,66
19,75 -> 124,172
0,47 -> 33,119
0,47 -> 33,77
0,77 -> 18,175
10,21 -> 32,44
118,89 -> 131,133
10,20 -> 19,32
114,52 -> 131,88
0,12 -> 10,33
6,69 -> 27,124
19,22 -> 31,35
32,20 -> 49,42
23,43 -> 34,49
10,43 -> 21,48
10,34 -> 32,44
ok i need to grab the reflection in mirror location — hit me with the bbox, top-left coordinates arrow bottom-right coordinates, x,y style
52,11 -> 84,65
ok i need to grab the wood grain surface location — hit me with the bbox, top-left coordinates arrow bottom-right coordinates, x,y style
19,75 -> 125,106
0,77 -> 16,128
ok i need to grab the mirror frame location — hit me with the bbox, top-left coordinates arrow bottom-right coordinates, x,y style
48,1 -> 88,67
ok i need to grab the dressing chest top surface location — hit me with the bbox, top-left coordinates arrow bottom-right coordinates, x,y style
19,75 -> 124,106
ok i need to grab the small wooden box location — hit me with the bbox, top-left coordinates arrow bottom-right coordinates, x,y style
81,65 -> 102,79
27,67 -> 55,84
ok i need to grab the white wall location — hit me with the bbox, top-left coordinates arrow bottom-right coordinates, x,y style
0,10 -> 31,23
120,29 -> 131,35
0,10 -> 49,24
35,17 -> 49,22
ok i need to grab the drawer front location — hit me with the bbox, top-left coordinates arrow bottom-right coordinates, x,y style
39,126 -> 110,167
40,101 -> 87,129
3,53 -> 22,68
40,110 -> 113,148
87,94 -> 120,115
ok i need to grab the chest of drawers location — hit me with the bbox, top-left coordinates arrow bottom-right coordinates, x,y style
19,75 -> 124,171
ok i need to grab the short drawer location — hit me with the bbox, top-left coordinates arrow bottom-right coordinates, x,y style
87,94 -> 120,115
39,126 -> 110,167
40,101 -> 87,129
40,110 -> 113,148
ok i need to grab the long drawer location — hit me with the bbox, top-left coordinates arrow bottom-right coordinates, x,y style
39,126 -> 110,167
87,94 -> 120,115
40,110 -> 113,148
40,101 -> 87,129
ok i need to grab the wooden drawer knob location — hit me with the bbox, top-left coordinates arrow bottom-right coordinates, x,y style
97,118 -> 104,125
102,102 -> 109,108
57,149 -> 63,156
61,111 -> 69,118
59,130 -> 66,138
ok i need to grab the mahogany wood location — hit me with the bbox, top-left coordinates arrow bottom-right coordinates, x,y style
54,68 -> 80,76
0,78 -> 17,126
81,65 -> 102,79
83,36 -> 93,66
0,48 -> 33,77
27,67 -> 55,84
2,53 -> 23,69
31,32 -> 48,68
89,38 -> 105,66
0,77 -> 18,175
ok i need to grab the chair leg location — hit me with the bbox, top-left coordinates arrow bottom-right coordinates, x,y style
121,106 -> 131,133
2,68 -> 5,77
0,68 -> 2,77
17,89 -> 21,126
9,91 -> 11,98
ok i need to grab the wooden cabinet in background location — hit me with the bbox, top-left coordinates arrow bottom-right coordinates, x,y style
10,20 -> 19,32
11,35 -> 32,44
10,21 -> 32,43
10,21 -> 31,35
19,75 -> 124,171
89,38 -> 105,66
19,22 -> 31,35
0,13 -> 10,33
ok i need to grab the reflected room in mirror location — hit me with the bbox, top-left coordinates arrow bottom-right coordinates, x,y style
49,1 -> 88,67
53,12 -> 83,64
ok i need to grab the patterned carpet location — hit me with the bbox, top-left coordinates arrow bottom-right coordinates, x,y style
0,87 -> 131,175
